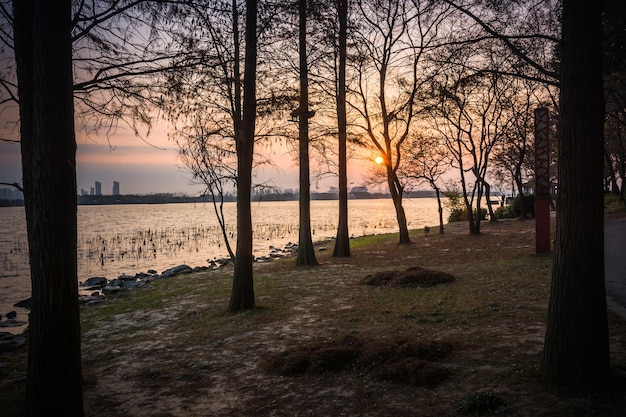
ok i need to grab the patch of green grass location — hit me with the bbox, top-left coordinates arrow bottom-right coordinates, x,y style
458,390 -> 506,415
605,193 -> 626,214
349,233 -> 397,249
347,227 -> 431,250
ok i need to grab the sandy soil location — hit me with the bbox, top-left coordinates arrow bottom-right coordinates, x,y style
4,216 -> 626,416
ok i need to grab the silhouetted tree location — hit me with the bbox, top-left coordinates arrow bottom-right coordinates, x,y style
428,63 -> 513,234
230,0 -> 258,310
445,0 -> 610,391
296,0 -> 319,266
541,0 -> 609,388
351,0 -> 449,244
402,133 -> 451,234
333,0 -> 350,257
492,78 -> 548,220
13,0 -> 84,414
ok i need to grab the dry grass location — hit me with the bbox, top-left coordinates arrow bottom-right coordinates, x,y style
3,217 -> 626,416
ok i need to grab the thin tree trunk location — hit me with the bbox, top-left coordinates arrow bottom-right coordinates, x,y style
388,170 -> 411,244
618,127 -> 626,205
604,149 -> 619,195
541,0 -> 609,388
15,0 -> 84,414
515,170 -> 527,220
434,186 -> 444,234
464,197 -> 479,234
333,0 -> 350,257
481,177 -> 497,222
230,0 -> 257,311
296,0 -> 318,266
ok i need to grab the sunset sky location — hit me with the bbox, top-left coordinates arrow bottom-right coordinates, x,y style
0,125 -> 370,196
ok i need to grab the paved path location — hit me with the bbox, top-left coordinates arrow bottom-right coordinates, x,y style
606,217 -> 626,319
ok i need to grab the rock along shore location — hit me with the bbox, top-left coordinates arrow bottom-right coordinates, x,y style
0,242 -> 301,352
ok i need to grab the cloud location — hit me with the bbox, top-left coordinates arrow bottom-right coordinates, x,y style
77,141 -> 178,166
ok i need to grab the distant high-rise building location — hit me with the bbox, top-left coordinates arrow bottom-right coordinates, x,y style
90,187 -> 95,196
95,181 -> 102,196
113,181 -> 120,195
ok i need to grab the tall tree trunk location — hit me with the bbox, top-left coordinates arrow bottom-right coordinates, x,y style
541,0 -> 609,388
388,170 -> 411,244
229,0 -> 257,311
333,0 -> 350,257
14,0 -> 84,414
296,0 -> 318,266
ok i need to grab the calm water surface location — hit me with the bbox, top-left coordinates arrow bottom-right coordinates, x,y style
0,198 -> 443,330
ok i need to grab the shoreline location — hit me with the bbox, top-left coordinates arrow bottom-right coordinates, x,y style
0,240 -> 304,336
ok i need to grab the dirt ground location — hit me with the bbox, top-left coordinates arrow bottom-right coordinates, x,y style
4,217 -> 626,416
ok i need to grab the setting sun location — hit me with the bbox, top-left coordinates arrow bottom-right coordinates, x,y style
375,156 -> 384,164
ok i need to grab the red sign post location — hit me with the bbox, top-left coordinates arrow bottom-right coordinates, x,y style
534,107 -> 551,254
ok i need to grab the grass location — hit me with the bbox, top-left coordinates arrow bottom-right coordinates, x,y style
2,217 -> 626,416
605,193 -> 626,216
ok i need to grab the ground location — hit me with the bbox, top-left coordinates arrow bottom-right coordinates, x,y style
3,216 -> 626,416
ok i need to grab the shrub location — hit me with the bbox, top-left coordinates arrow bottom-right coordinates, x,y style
605,192 -> 626,214
495,204 -> 516,219
512,194 -> 535,218
448,207 -> 488,223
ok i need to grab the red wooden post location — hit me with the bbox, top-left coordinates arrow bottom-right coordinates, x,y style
534,107 -> 551,254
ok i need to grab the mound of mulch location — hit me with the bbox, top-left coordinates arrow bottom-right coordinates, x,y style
361,266 -> 456,288
263,335 -> 453,388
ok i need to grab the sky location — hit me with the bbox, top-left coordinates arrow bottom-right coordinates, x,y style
0,123 -> 371,196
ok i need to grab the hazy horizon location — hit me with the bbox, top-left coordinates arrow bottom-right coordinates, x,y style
0,129 -> 373,196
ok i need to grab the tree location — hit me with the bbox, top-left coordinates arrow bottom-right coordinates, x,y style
295,0 -> 319,266
444,0 -> 610,392
13,0 -> 84,414
0,0 -> 212,150
158,1 -> 263,311
541,0 -> 609,388
492,78 -> 551,220
332,0 -> 350,257
177,122 -> 237,261
169,1 -> 251,267
230,0 -> 258,310
428,63 -> 512,233
402,133 -> 450,234
351,0 -> 448,244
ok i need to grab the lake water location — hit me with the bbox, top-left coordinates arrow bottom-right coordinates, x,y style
0,198 -> 443,331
